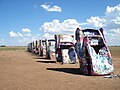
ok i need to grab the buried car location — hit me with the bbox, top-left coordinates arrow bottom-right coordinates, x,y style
27,42 -> 32,52
38,39 -> 49,58
55,34 -> 77,64
75,28 -> 114,75
48,39 -> 56,60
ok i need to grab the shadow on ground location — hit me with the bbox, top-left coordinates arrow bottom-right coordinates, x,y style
36,60 -> 56,63
34,57 -> 50,60
47,68 -> 83,75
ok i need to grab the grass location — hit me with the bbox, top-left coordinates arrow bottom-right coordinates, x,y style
109,46 -> 120,57
0,46 -> 27,51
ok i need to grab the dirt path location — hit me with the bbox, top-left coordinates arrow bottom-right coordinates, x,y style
0,51 -> 120,90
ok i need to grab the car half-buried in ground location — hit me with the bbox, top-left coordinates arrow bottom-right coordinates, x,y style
75,28 -> 114,75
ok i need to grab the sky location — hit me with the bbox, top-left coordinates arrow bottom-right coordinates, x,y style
0,0 -> 120,46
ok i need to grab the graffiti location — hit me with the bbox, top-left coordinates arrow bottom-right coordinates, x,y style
75,28 -> 114,75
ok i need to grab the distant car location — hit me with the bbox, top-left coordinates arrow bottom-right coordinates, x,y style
27,43 -> 32,52
75,28 -> 114,75
38,39 -> 49,58
48,39 -> 56,60
34,40 -> 39,54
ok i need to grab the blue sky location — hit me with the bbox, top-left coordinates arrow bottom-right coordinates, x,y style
0,0 -> 120,46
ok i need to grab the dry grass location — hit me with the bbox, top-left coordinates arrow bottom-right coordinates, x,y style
0,46 -> 27,51
109,46 -> 120,57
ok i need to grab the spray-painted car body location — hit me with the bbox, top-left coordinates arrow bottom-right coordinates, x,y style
27,42 -> 32,52
75,28 -> 114,75
48,39 -> 56,60
38,39 -> 49,58
38,40 -> 42,56
55,34 -> 77,64
34,40 -> 39,54
31,41 -> 36,53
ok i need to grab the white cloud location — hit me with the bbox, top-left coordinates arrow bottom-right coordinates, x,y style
82,4 -> 120,29
106,4 -> 120,15
22,28 -> 31,33
9,28 -> 32,38
41,4 -> 49,10
112,17 -> 120,24
79,4 -> 120,46
40,19 -> 80,42
8,4 -> 120,46
9,33 -> 40,46
9,31 -> 32,38
18,37 -> 29,43
48,5 -> 62,12
62,19 -> 81,32
17,33 -> 40,46
86,16 -> 106,28
9,31 -> 18,37
41,4 -> 62,12
9,28 -> 36,46
104,4 -> 120,46
40,4 -> 120,46
105,28 -> 120,46
40,20 -> 61,33
18,32 -> 23,37
24,33 -> 32,37
40,19 -> 80,34
43,33 -> 54,39
104,4 -> 120,29
110,28 -> 120,34
31,34 -> 40,41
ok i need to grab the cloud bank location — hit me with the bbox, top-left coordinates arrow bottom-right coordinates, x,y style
85,4 -> 120,46
40,19 -> 80,33
9,4 -> 120,46
9,28 -> 40,46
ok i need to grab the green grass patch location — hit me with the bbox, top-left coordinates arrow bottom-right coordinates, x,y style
0,46 -> 27,51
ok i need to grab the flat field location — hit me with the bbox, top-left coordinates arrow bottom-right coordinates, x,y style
0,46 -> 120,90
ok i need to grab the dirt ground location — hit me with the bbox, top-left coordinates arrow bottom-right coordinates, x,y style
0,49 -> 120,90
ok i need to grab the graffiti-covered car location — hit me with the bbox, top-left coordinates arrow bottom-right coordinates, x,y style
34,40 -> 39,54
55,34 -> 77,64
48,39 -> 56,60
27,42 -> 32,52
38,39 -> 49,58
75,28 -> 114,75
31,41 -> 36,53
